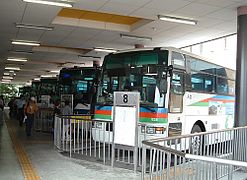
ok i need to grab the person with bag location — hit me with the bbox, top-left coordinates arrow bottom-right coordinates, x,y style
24,97 -> 38,137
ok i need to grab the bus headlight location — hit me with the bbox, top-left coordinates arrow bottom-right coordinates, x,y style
144,126 -> 166,134
155,127 -> 165,134
147,127 -> 155,134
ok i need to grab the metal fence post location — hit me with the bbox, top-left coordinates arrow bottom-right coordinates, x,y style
141,145 -> 147,180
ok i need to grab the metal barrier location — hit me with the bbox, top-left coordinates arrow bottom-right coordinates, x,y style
54,115 -> 147,171
141,126 -> 247,180
35,108 -> 54,133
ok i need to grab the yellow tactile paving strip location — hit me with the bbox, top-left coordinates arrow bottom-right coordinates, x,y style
5,120 -> 40,180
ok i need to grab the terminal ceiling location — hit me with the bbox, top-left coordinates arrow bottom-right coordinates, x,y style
0,0 -> 243,84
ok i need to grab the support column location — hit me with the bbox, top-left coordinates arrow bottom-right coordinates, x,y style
235,6 -> 247,127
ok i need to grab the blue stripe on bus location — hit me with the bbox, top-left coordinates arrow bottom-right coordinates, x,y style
213,95 -> 235,100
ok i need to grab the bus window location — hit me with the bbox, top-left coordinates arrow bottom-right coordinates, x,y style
172,52 -> 185,68
216,77 -> 228,94
169,72 -> 184,113
228,80 -> 235,95
191,72 -> 215,93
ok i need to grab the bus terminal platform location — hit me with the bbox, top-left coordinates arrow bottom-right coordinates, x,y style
0,110 -> 139,180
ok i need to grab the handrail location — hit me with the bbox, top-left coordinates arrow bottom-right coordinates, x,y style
142,125 -> 247,144
185,154 -> 247,168
143,141 -> 186,157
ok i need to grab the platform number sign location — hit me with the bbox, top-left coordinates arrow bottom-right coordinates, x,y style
114,91 -> 139,106
123,94 -> 128,103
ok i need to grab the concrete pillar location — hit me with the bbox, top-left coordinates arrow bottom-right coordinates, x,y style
235,6 -> 247,127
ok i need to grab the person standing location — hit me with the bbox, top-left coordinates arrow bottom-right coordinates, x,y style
16,95 -> 26,126
24,97 -> 38,136
61,100 -> 72,141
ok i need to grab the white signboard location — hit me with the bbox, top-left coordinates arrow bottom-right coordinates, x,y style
114,106 -> 136,146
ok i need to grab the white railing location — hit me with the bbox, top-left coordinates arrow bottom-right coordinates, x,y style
142,126 -> 247,180
54,115 -> 142,170
35,108 -> 54,132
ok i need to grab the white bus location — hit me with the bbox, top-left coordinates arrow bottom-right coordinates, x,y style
92,47 -> 235,143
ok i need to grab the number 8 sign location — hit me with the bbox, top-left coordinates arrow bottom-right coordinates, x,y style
123,94 -> 128,103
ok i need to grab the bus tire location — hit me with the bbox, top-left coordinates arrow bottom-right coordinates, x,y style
190,124 -> 204,155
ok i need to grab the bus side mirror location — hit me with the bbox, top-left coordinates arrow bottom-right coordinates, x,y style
158,79 -> 167,96
168,65 -> 173,77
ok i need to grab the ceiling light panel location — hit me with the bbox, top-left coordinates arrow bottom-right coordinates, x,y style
94,47 -> 117,53
5,67 -> 21,71
158,15 -> 197,25
50,70 -> 60,73
1,79 -> 12,82
2,76 -> 14,80
12,40 -> 40,46
7,58 -> 28,62
16,23 -> 54,31
22,0 -> 72,7
120,34 -> 152,41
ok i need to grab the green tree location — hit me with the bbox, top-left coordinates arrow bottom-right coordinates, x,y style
0,84 -> 18,102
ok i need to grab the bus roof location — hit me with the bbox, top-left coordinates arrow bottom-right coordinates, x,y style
109,47 -> 234,71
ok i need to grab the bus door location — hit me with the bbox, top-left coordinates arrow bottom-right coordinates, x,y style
168,71 -> 185,137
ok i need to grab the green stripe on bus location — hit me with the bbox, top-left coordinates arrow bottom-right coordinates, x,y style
94,114 -> 111,120
140,118 -> 168,123
190,102 -> 208,106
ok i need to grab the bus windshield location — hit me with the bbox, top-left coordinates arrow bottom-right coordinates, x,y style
59,67 -> 98,104
97,50 -> 169,107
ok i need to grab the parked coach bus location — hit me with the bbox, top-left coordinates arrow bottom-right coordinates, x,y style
92,47 -> 235,143
59,66 -> 100,114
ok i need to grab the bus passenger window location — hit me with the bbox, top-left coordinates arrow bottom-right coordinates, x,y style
169,72 -> 184,113
217,77 -> 228,94
171,73 -> 184,95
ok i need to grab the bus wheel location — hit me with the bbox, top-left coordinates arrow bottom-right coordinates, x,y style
190,124 -> 204,155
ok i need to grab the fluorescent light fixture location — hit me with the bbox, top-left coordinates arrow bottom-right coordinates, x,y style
94,47 -> 117,53
9,50 -> 34,54
2,76 -> 14,80
22,0 -> 72,7
2,79 -> 11,82
12,40 -> 40,46
158,15 -> 197,25
4,73 -> 10,76
50,70 -> 60,73
16,23 -> 54,31
7,58 -> 28,62
120,34 -> 152,41
5,67 -> 21,71
40,74 -> 57,78
9,70 -> 15,73
1,81 -> 10,84
34,78 -> 41,81
78,55 -> 101,59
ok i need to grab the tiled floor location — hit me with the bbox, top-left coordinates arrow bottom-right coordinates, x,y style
1,110 -> 247,180
0,112 -> 140,180
0,122 -> 24,180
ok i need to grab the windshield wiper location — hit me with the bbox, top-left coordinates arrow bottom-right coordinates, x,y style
140,104 -> 156,112
96,101 -> 113,109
